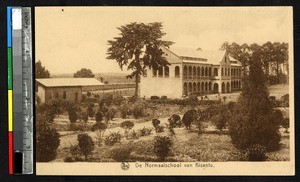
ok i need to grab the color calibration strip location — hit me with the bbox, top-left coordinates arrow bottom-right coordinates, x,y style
8,7 -> 33,175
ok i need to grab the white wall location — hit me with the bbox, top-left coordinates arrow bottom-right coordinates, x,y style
140,64 -> 183,98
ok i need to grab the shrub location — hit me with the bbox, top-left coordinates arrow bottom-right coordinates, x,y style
161,95 -> 168,100
82,95 -> 87,102
132,103 -> 145,119
108,108 -> 117,120
95,111 -> 103,123
139,127 -> 153,136
91,122 -> 107,132
120,121 -> 135,139
282,118 -> 289,133
130,130 -> 139,139
82,112 -> 88,123
152,119 -> 160,129
150,95 -> 160,100
120,105 -> 128,119
64,156 -> 74,162
153,136 -> 173,161
36,125 -> 60,162
105,131 -> 122,146
87,91 -> 92,97
113,94 -> 124,106
128,95 -> 137,103
247,144 -> 267,161
69,144 -> 81,161
110,145 -> 132,162
156,125 -> 164,133
68,106 -> 78,123
281,94 -> 289,107
182,109 -> 197,130
87,106 -> 95,118
102,93 -> 113,106
77,134 -> 95,160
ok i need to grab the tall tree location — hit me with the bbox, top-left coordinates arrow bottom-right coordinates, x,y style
107,22 -> 173,98
272,42 -> 288,84
73,68 -> 95,78
36,60 -> 50,78
228,49 -> 281,151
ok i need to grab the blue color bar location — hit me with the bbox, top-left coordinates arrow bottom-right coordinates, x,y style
7,7 -> 12,47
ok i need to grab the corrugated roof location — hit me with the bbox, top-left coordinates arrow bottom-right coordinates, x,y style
36,78 -> 104,87
168,47 -> 226,65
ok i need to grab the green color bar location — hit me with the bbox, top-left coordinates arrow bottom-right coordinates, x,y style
7,47 -> 12,90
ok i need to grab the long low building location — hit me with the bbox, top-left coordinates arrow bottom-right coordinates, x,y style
140,46 -> 243,99
36,78 -> 135,103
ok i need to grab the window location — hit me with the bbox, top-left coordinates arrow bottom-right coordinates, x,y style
183,66 -> 187,77
158,67 -> 163,77
63,91 -> 66,99
197,67 -> 200,76
188,66 -> 192,77
164,66 -> 169,77
214,68 -> 218,76
193,66 -> 196,77
225,68 -> 227,76
209,67 -> 212,76
221,68 -> 224,76
201,67 -> 204,76
175,66 -> 180,77
205,67 -> 208,76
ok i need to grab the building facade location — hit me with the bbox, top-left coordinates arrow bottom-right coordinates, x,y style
140,47 -> 242,99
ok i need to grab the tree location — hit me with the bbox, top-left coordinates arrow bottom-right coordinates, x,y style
228,50 -> 281,151
107,22 -> 173,98
73,68 -> 95,78
36,60 -> 50,78
77,134 -> 95,160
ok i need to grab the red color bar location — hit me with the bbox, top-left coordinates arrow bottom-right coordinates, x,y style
8,132 -> 13,174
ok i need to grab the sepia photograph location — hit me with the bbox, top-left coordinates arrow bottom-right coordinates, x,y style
35,7 -> 294,175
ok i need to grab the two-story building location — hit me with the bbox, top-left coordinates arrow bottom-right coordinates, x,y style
140,46 -> 242,99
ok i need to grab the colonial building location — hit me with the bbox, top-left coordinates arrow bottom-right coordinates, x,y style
140,47 -> 242,99
36,78 -> 135,104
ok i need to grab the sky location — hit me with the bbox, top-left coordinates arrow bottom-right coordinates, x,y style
35,7 -> 293,74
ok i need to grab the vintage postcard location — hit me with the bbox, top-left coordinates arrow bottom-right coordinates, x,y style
35,6 -> 294,175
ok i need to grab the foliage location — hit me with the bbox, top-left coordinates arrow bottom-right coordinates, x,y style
113,94 -> 124,106
102,93 -> 113,106
150,96 -> 160,100
120,120 -> 135,130
120,104 -> 128,119
87,106 -> 95,118
73,68 -> 95,78
35,60 -> 50,78
36,123 -> 60,162
228,50 -> 281,151
132,102 -> 145,119
153,136 -> 173,161
91,122 -> 107,132
282,118 -> 289,133
130,130 -> 139,139
120,120 -> 135,139
107,22 -> 173,97
281,94 -> 289,107
95,111 -> 103,123
82,112 -> 88,123
152,119 -> 160,129
138,127 -> 153,136
105,131 -> 122,146
110,145 -> 133,162
108,108 -> 117,120
168,114 -> 181,128
39,99 -> 68,123
161,95 -> 168,100
247,144 -> 267,161
77,134 -> 95,160
182,109 -> 197,130
67,104 -> 79,123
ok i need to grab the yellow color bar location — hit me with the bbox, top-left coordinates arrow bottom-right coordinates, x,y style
8,90 -> 13,132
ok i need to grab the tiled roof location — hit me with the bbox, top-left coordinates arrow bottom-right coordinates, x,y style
36,78 -> 104,87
